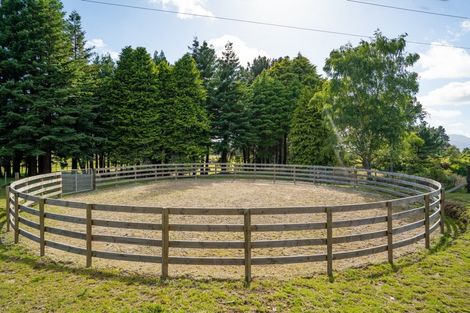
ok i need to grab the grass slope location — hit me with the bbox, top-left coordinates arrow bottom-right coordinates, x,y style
0,190 -> 469,312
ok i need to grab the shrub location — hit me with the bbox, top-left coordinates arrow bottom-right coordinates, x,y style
444,201 -> 469,232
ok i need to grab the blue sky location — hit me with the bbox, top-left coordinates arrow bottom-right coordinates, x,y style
63,0 -> 470,137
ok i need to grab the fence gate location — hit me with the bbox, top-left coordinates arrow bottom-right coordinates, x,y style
61,170 -> 95,194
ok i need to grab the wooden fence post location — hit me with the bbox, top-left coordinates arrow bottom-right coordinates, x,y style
244,209 -> 252,285
386,201 -> 393,265
273,164 -> 276,183
5,186 -> 9,232
92,169 -> 97,191
14,192 -> 19,244
86,204 -> 93,267
254,163 -> 256,180
424,194 -> 430,249
439,189 -> 445,234
39,198 -> 45,256
74,171 -> 78,193
161,207 -> 169,279
326,207 -> 333,278
354,169 -> 358,188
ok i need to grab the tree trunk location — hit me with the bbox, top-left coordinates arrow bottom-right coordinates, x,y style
221,150 -> 228,172
204,149 -> 210,175
99,154 -> 105,168
13,154 -> 21,177
26,156 -> 37,176
38,151 -> 51,174
72,158 -> 78,170
283,134 -> 288,164
3,159 -> 12,178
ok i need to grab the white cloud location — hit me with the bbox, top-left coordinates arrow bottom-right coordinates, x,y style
418,43 -> 470,79
419,81 -> 470,107
149,0 -> 213,19
462,20 -> 470,32
86,38 -> 119,60
426,108 -> 462,119
208,35 -> 269,66
88,38 -> 105,49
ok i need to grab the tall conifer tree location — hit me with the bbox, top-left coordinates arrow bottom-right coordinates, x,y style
110,47 -> 160,163
211,42 -> 244,163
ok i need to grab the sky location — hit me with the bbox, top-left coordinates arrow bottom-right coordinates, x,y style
63,0 -> 470,137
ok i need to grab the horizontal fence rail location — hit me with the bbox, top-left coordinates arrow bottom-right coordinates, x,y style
6,163 -> 444,283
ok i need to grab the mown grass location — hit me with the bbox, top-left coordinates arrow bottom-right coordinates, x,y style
0,191 -> 469,312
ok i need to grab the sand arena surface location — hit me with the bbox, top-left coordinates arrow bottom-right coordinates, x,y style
18,179 -> 432,279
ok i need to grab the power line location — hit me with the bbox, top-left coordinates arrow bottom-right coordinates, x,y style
81,0 -> 470,51
346,0 -> 470,20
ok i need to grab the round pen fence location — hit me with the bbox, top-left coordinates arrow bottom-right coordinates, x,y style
5,163 -> 444,283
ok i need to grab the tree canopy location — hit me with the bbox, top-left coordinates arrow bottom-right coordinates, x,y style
324,31 -> 422,169
0,1 -> 466,190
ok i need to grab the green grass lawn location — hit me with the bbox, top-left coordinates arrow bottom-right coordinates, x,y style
0,191 -> 469,312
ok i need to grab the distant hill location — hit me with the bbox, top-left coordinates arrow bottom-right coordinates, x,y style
449,134 -> 470,150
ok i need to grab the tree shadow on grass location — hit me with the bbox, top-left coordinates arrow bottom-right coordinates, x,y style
0,211 -> 464,287
363,217 -> 462,280
0,213 -> 246,288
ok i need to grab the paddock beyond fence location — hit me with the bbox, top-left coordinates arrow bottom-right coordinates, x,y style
5,163 -> 444,283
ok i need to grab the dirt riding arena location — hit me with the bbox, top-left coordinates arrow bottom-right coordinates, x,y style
18,178 -> 433,279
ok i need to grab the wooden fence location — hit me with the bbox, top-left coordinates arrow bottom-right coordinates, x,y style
5,163 -> 444,283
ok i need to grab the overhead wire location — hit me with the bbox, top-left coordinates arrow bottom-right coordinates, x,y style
346,0 -> 470,20
80,0 -> 470,51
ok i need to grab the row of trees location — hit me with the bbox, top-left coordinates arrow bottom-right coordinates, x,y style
0,0 -> 467,186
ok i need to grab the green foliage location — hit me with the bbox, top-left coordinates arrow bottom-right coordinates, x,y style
416,122 -> 449,159
324,31 -> 422,169
246,55 -> 272,82
0,0 -> 75,174
91,54 -> 115,165
163,54 -> 210,162
289,86 -> 336,165
61,10 -> 100,168
109,46 -> 160,163
153,50 -> 167,65
247,72 -> 287,162
210,42 -> 245,163
0,9 -> 463,177
189,38 -> 217,89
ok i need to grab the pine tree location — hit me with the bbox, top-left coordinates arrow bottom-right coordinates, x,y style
0,0 -> 75,174
154,58 -> 176,163
289,87 -> 336,165
189,38 -> 217,88
153,50 -> 167,65
64,10 -> 98,170
248,72 -> 286,163
189,38 -> 217,163
211,42 -> 244,163
246,56 -> 272,82
265,54 -> 322,163
92,54 -> 115,168
110,46 -> 160,163
167,54 -> 210,162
